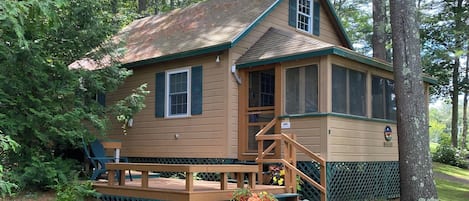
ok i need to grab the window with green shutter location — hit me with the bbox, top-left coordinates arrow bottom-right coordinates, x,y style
155,66 -> 203,118
289,0 -> 320,36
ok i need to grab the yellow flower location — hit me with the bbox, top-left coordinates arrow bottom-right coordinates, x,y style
279,169 -> 285,176
278,178 -> 284,186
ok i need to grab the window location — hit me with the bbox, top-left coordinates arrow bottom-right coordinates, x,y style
155,66 -> 203,118
285,65 -> 318,114
166,68 -> 190,117
332,65 -> 366,116
289,0 -> 320,35
372,76 -> 396,120
297,0 -> 312,32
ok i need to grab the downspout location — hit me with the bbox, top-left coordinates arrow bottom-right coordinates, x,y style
231,64 -> 242,85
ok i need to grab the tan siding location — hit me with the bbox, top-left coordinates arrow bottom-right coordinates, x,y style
327,116 -> 398,162
280,117 -> 327,161
106,53 -> 232,158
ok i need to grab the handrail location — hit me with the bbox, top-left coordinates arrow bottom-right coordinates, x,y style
255,118 -> 277,137
255,118 -> 327,201
281,134 -> 325,167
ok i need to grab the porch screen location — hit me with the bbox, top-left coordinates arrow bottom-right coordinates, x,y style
332,65 -> 366,116
285,65 -> 318,114
372,76 -> 396,120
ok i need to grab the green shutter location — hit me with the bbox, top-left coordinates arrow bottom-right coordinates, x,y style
155,72 -> 165,117
313,0 -> 320,36
191,66 -> 203,115
97,92 -> 106,107
288,0 -> 297,27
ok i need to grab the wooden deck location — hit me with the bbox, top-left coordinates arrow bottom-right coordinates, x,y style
93,163 -> 288,201
94,177 -> 286,201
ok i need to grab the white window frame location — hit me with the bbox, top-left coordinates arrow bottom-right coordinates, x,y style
297,0 -> 313,33
165,67 -> 191,118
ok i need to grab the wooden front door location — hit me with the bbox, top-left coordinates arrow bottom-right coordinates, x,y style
239,66 -> 280,160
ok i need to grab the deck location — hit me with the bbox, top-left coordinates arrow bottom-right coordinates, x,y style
94,177 -> 286,201
93,163 -> 288,201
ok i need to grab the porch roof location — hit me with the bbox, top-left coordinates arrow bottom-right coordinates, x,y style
235,27 -> 334,66
235,28 -> 437,84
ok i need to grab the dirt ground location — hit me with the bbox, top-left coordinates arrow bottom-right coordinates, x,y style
0,191 -> 56,201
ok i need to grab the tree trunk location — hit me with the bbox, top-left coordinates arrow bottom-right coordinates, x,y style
111,0 -> 118,14
389,0 -> 438,199
138,0 -> 148,14
462,52 -> 468,150
452,58 -> 460,147
372,0 -> 387,61
154,0 -> 159,15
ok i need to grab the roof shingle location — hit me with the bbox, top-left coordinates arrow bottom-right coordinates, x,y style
236,28 -> 334,65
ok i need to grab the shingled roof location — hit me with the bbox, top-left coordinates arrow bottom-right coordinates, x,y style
70,0 -> 277,69
236,27 -> 334,65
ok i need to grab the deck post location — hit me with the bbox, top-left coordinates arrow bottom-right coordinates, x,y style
321,165 -> 327,201
248,172 -> 256,189
142,171 -> 149,188
185,172 -> 194,191
236,173 -> 244,188
108,169 -> 115,186
119,170 -> 126,186
220,172 -> 228,190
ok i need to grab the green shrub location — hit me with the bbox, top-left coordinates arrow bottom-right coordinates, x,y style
0,132 -> 19,198
54,173 -> 99,201
432,144 -> 468,168
12,154 -> 81,191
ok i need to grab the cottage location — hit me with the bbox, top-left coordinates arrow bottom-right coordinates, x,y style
84,0 -> 434,200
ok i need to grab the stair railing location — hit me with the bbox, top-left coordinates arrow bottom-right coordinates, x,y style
256,118 -> 327,201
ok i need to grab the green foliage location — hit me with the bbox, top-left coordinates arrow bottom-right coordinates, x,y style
231,188 -> 278,201
0,0 -> 149,193
13,156 -> 79,191
0,130 -> 19,198
333,0 -> 374,56
54,173 -> 99,201
112,83 -> 150,135
432,144 -> 468,168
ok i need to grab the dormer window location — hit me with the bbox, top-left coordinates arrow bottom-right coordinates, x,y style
289,0 -> 320,36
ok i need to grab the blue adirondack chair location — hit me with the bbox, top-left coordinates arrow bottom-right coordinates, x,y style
83,139 -> 132,181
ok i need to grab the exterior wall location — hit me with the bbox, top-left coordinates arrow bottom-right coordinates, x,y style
280,116 -> 327,161
327,116 -> 398,162
106,52 -> 234,158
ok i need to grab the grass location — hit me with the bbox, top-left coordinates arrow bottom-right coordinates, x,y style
435,178 -> 469,201
433,162 -> 469,201
433,162 -> 469,179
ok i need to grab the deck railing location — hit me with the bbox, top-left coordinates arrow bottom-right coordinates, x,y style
256,118 -> 327,201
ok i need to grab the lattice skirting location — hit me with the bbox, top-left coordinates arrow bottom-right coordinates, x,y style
297,161 -> 400,201
123,158 -> 400,201
100,194 -> 161,201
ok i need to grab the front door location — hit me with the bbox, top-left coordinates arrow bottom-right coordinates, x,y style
239,67 -> 279,160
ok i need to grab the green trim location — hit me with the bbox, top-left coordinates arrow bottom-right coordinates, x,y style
237,48 -> 335,68
331,48 -> 392,71
323,0 -> 353,49
423,76 -> 438,85
278,112 -> 397,124
123,42 -> 231,69
231,0 -> 282,46
237,47 -> 390,71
